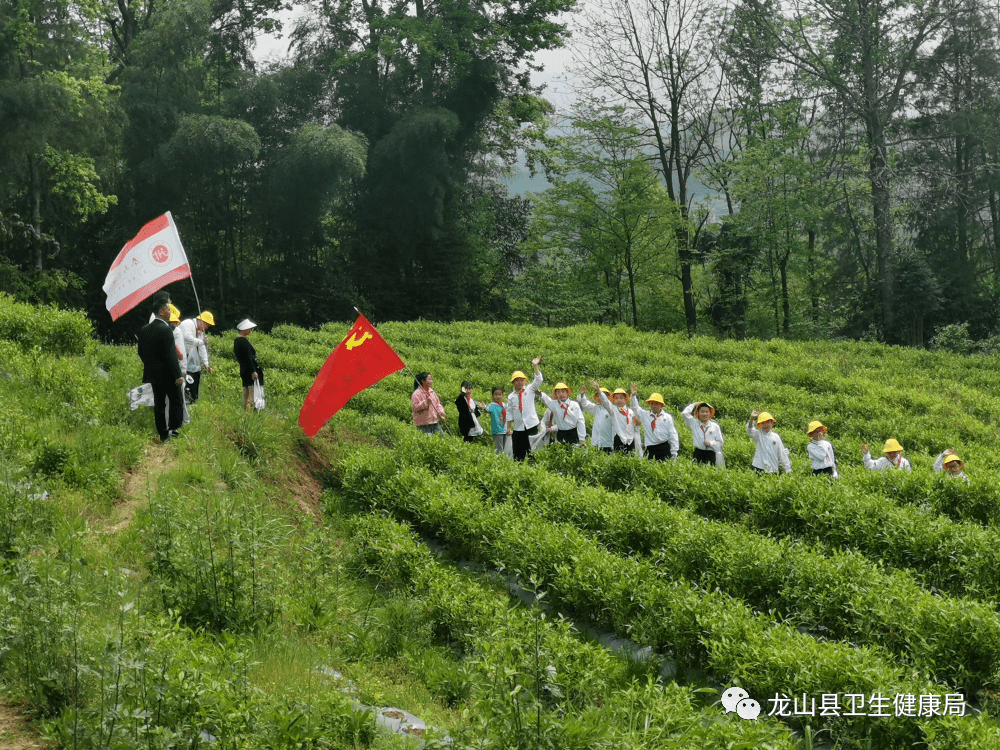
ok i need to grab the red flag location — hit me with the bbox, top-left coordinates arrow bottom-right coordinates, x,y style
103,212 -> 192,320
298,313 -> 406,437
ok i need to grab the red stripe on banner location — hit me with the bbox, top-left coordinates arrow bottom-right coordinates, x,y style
109,213 -> 172,271
109,264 -> 191,321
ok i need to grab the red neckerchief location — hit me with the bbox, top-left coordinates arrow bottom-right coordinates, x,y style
651,412 -> 657,431
559,401 -> 570,421
517,389 -> 523,412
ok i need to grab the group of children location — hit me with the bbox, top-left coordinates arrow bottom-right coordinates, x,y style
423,358 -> 968,478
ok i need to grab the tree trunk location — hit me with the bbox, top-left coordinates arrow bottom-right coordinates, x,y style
780,252 -> 790,334
625,240 -> 638,328
867,118 -> 894,335
808,229 -> 819,324
29,155 -> 43,270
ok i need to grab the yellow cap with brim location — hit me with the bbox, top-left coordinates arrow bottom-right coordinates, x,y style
612,388 -> 628,396
168,303 -> 181,318
169,311 -> 180,323
695,402 -> 715,417
943,454 -> 963,467
807,420 -> 826,434
646,393 -> 665,405
553,382 -> 570,392
510,370 -> 528,383
197,311 -> 215,326
883,438 -> 904,453
756,411 -> 775,425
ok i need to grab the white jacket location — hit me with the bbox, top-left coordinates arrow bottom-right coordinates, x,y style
179,318 -> 210,372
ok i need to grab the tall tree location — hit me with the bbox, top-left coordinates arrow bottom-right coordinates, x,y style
522,106 -> 684,329
745,0 -> 946,339
292,0 -> 575,321
571,0 -> 724,334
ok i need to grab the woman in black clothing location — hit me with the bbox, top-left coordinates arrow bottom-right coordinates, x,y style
234,318 -> 264,410
455,380 -> 486,442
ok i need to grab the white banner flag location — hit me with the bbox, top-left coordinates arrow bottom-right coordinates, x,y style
103,211 -> 192,321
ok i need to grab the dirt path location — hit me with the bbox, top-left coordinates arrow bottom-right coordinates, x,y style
103,442 -> 178,534
0,698 -> 46,750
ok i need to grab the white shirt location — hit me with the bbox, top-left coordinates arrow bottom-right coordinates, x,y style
863,452 -> 911,471
172,325 -> 187,372
681,403 -> 725,462
578,394 -> 615,448
539,392 -> 587,441
592,391 -> 635,444
507,370 -> 544,431
807,439 -> 838,477
179,319 -> 210,372
747,421 -> 791,473
631,396 -> 679,456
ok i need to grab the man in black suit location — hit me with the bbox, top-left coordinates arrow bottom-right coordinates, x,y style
138,291 -> 184,441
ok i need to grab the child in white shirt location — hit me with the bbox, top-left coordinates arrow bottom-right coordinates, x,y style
589,381 -> 638,454
630,384 -> 678,460
806,420 -> 838,477
540,383 -> 587,445
681,402 -> 724,466
862,438 -> 912,471
747,410 -> 791,474
933,449 -> 968,482
578,386 -> 615,451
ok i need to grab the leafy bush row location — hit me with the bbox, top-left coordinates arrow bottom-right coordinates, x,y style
349,425 -> 1000,696
345,411 -> 1000,604
336,445 -> 991,749
0,293 -> 93,355
348,512 -> 804,749
528,443 -> 1000,601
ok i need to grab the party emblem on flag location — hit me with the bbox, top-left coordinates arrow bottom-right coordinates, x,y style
298,313 -> 406,438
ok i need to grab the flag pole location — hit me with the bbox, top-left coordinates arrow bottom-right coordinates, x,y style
169,212 -> 202,314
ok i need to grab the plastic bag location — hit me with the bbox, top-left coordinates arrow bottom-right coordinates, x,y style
129,383 -> 154,411
253,380 -> 265,410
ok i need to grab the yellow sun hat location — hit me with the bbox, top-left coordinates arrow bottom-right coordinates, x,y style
553,382 -> 570,392
599,387 -> 610,395
943,454 -> 964,467
510,370 -> 528,383
883,438 -> 904,453
612,388 -> 628,395
197,311 -> 215,326
756,411 -> 775,425
168,311 -> 181,323
168,303 -> 181,318
807,420 -> 827,435
646,393 -> 665,405
694,402 -> 715,417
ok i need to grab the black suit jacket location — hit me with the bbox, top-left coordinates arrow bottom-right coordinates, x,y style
455,393 -> 483,437
138,318 -> 182,386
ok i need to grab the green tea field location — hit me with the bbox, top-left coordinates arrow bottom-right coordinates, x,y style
3,296 -> 1000,749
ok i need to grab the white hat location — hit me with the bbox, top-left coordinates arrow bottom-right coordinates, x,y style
236,319 -> 257,331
